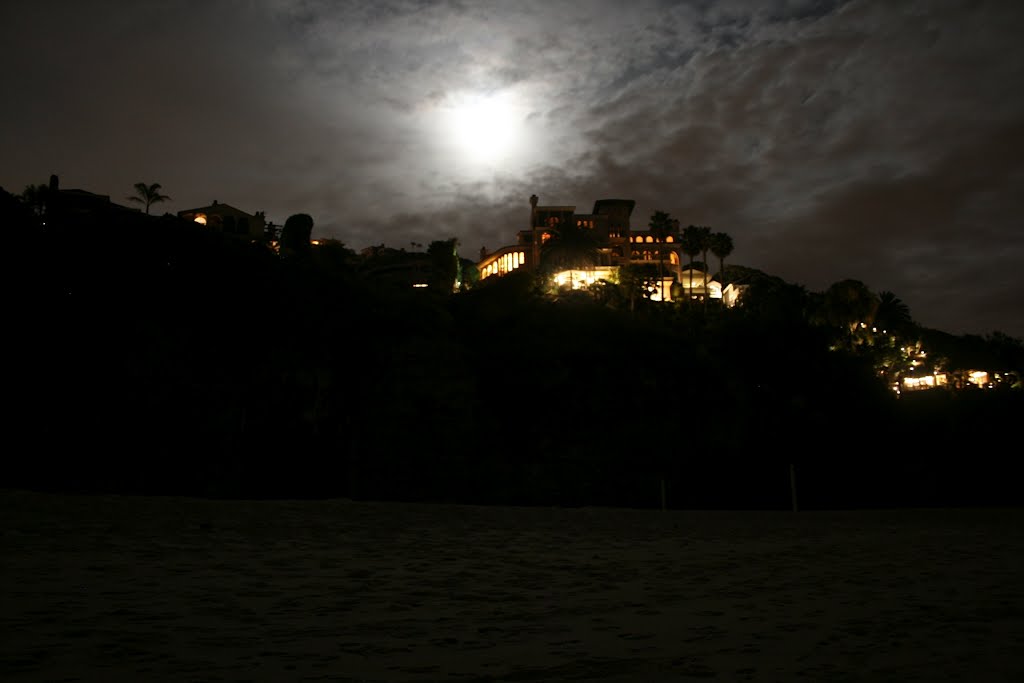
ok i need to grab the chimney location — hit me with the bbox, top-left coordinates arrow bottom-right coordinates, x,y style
49,174 -> 59,193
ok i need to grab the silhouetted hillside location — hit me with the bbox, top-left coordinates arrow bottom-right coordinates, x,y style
4,187 -> 1022,508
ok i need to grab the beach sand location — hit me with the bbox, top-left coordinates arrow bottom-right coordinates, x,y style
2,489 -> 1022,682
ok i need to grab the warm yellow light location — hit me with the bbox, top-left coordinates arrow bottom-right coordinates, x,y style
968,371 -> 989,387
194,214 -> 207,225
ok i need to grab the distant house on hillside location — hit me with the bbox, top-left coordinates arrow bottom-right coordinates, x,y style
178,201 -> 266,241
358,245 -> 434,289
43,174 -> 139,219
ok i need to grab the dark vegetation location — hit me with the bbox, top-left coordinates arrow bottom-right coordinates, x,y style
4,184 -> 1022,510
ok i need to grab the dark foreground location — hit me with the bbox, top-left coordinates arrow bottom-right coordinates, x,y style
2,490 -> 1023,682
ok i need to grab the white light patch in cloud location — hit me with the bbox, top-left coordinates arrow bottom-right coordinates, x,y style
426,88 -> 536,178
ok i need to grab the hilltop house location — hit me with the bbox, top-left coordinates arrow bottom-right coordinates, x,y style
477,195 -> 738,304
178,201 -> 266,241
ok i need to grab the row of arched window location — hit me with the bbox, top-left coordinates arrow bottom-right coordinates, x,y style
630,234 -> 674,243
631,251 -> 681,265
481,250 -> 527,279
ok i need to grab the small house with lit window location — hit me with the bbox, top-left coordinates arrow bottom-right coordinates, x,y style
178,201 -> 266,241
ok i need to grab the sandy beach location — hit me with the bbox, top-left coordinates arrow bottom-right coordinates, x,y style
2,489 -> 1022,682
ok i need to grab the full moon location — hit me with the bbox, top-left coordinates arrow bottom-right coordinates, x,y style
443,91 -> 524,166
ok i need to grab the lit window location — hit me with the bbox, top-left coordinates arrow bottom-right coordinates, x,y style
194,214 -> 207,225
645,236 -> 653,243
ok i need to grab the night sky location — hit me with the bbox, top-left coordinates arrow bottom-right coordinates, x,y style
3,1 -> 1023,338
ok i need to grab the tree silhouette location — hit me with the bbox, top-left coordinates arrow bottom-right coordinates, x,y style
680,225 -> 705,305
695,226 -> 712,307
21,183 -> 50,217
709,231 -> 734,287
647,211 -> 674,301
279,213 -> 314,258
875,291 -> 913,335
617,262 -> 659,314
127,182 -> 171,214
428,238 -> 461,292
823,279 -> 878,335
541,219 -> 599,289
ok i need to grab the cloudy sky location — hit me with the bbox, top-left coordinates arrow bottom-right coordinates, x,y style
3,0 -> 1023,337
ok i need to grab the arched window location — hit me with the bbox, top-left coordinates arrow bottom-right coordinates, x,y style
645,236 -> 653,243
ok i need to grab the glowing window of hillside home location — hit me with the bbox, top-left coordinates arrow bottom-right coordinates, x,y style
666,236 -> 674,243
645,236 -> 653,243
519,251 -> 525,264
670,252 -> 679,265
193,214 -> 207,225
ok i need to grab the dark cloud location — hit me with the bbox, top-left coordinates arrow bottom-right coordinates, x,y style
2,0 -> 1022,336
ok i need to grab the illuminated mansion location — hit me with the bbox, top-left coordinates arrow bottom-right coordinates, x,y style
477,195 -> 740,305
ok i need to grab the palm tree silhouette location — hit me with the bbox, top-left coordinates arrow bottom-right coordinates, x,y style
695,226 -> 712,307
709,231 -> 734,290
875,291 -> 914,334
127,182 -> 171,214
647,211 -> 674,301
541,219 -> 599,290
680,225 -> 704,305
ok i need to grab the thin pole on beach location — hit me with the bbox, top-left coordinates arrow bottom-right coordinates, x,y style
789,463 -> 799,512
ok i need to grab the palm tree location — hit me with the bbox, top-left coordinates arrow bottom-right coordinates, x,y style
695,226 -> 712,307
709,231 -> 734,299
875,291 -> 914,335
647,211 -> 674,301
127,182 -> 171,214
680,225 -> 704,304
